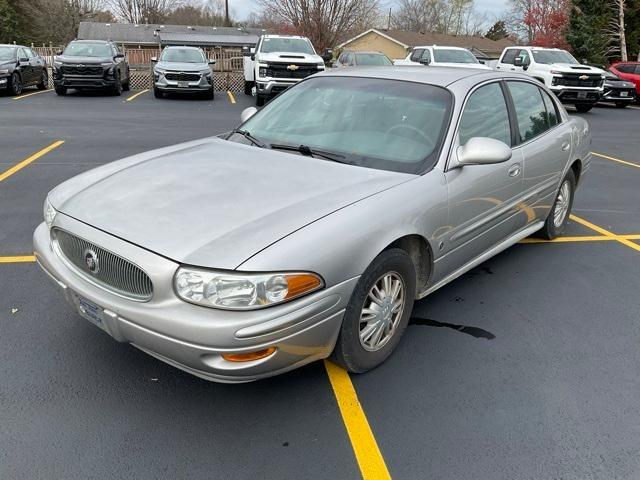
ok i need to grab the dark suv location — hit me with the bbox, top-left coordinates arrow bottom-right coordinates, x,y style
53,40 -> 130,96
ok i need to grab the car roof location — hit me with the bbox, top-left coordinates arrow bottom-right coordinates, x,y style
0,44 -> 21,48
69,39 -> 112,44
316,66 -> 508,87
163,45 -> 203,50
413,45 -> 470,51
344,50 -> 386,55
263,35 -> 307,40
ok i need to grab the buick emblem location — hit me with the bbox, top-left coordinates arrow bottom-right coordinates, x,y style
84,249 -> 99,274
579,74 -> 589,80
287,64 -> 299,71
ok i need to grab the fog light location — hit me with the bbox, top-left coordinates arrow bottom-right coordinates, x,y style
222,347 -> 276,362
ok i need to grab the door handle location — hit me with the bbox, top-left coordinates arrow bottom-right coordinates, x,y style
508,163 -> 521,177
561,142 -> 570,152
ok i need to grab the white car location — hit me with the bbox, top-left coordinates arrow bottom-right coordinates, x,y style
394,46 -> 492,70
495,47 -> 605,112
243,35 -> 327,106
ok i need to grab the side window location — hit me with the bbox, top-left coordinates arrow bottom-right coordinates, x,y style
501,49 -> 518,64
420,49 -> 431,63
346,53 -> 355,66
410,49 -> 424,63
459,82 -> 511,146
540,89 -> 560,128
17,48 -> 27,60
616,64 -> 634,73
507,81 -> 550,142
25,48 -> 36,58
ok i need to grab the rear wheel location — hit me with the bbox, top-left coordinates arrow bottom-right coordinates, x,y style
10,72 -> 22,96
331,248 -> 416,373
615,102 -> 628,108
536,169 -> 576,240
575,104 -> 593,113
37,70 -> 48,90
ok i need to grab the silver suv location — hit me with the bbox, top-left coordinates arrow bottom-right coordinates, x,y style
152,46 -> 215,99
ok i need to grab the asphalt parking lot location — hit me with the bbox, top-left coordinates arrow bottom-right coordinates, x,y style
1,86 -> 640,480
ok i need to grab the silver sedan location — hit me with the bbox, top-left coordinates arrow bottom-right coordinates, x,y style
34,67 -> 591,382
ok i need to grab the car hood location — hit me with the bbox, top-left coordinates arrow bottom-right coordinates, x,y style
257,51 -> 324,64
545,63 -> 604,73
605,79 -> 635,88
51,138 -> 412,269
56,55 -> 112,64
156,61 -> 209,71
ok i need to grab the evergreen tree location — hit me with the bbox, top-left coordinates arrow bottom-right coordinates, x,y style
485,20 -> 509,40
0,0 -> 21,44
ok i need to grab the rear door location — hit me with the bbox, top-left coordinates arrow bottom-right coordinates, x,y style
442,81 -> 524,273
505,81 -> 571,227
16,47 -> 34,83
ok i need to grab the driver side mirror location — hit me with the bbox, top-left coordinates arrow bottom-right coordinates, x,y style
454,137 -> 512,168
208,59 -> 216,65
19,57 -> 29,63
419,58 -> 430,65
150,56 -> 157,63
514,56 -> 529,70
56,50 -> 63,56
240,106 -> 258,123
114,53 -> 125,59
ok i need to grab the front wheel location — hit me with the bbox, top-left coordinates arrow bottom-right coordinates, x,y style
331,248 -> 416,373
111,74 -> 122,96
615,102 -> 628,109
256,94 -> 266,107
153,86 -> 163,98
243,80 -> 253,95
54,85 -> 66,96
575,104 -> 593,113
537,169 -> 576,240
10,72 -> 22,95
203,88 -> 214,100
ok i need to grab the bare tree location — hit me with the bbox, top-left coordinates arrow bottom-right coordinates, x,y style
613,0 -> 628,60
391,0 -> 486,36
108,0 -> 183,23
256,0 -> 381,51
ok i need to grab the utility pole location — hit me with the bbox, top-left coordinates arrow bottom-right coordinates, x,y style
225,0 -> 230,27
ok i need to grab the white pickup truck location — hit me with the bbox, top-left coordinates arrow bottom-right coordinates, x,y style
243,34 -> 327,106
495,46 -> 605,112
394,45 -> 491,70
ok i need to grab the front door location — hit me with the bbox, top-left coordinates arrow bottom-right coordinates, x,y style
439,81 -> 524,275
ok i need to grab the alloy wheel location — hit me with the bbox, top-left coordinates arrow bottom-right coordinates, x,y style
553,180 -> 571,227
11,73 -> 22,95
359,272 -> 405,352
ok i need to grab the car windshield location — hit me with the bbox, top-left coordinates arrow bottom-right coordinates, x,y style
261,38 -> 315,55
433,49 -> 478,63
233,76 -> 452,174
63,42 -> 112,57
355,53 -> 392,66
160,48 -> 206,63
532,50 -> 579,64
0,46 -> 16,61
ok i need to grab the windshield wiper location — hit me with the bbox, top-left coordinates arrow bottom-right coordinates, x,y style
269,143 -> 348,163
229,129 -> 267,148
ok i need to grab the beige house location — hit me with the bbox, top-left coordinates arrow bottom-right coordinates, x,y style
336,29 -> 517,62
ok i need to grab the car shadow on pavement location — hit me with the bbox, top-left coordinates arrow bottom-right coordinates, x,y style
409,316 -> 496,340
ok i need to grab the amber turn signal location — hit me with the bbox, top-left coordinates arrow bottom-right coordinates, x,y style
222,347 -> 277,363
284,274 -> 323,300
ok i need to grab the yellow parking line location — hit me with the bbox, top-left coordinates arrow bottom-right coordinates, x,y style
324,360 -> 391,480
0,140 -> 64,183
521,234 -> 640,244
12,89 -> 52,100
591,151 -> 640,169
226,90 -> 236,104
570,214 -> 640,252
0,256 -> 36,263
125,89 -> 149,102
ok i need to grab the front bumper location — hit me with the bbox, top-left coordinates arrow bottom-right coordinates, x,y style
600,88 -> 636,102
551,87 -> 602,104
33,216 -> 355,383
0,76 -> 9,89
154,72 -> 213,92
255,79 -> 300,97
54,76 -> 116,89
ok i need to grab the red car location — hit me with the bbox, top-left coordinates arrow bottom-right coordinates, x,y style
610,61 -> 640,99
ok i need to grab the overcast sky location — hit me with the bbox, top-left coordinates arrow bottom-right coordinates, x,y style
229,0 -> 509,24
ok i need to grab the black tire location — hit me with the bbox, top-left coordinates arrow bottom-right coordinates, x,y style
10,72 -> 22,96
615,102 -> 628,109
256,94 -> 265,107
204,88 -> 214,100
111,73 -> 122,96
575,104 -> 593,113
37,70 -> 48,90
244,80 -> 254,95
331,248 -> 416,373
54,85 -> 66,96
122,79 -> 130,91
536,169 -> 576,240
153,86 -> 163,98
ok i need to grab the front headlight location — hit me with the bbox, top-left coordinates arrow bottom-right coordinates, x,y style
258,67 -> 267,77
43,197 -> 57,229
154,67 -> 165,75
174,267 -> 323,310
0,68 -> 9,74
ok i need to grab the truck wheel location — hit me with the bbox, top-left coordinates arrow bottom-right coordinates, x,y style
244,80 -> 254,95
575,104 -> 592,113
256,94 -> 266,107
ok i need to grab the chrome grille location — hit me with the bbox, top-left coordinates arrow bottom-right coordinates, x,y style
54,229 -> 153,301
